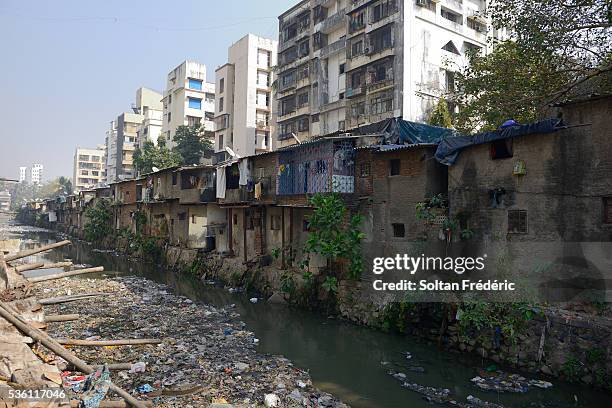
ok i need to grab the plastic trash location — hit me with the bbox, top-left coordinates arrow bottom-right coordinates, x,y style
264,393 -> 280,407
249,297 -> 258,303
137,383 -> 154,393
129,362 -> 146,374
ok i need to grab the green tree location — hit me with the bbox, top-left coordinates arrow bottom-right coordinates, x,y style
304,193 -> 365,279
172,125 -> 213,165
133,136 -> 181,174
453,0 -> 611,132
83,199 -> 113,243
428,98 -> 453,128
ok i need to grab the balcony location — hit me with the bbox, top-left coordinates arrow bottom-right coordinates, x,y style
320,38 -> 346,59
214,114 -> 230,130
318,8 -> 346,34
256,120 -> 269,130
345,85 -> 365,98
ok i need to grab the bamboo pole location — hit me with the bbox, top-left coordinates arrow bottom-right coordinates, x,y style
0,301 -> 148,408
15,262 -> 44,272
5,240 -> 71,262
58,338 -> 161,346
68,363 -> 134,371
45,314 -> 80,322
40,293 -> 107,305
70,400 -> 152,407
27,266 -> 104,283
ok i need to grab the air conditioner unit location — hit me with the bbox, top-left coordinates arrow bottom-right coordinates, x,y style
416,0 -> 427,6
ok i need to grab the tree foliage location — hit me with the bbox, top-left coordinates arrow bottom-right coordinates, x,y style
133,136 -> 181,174
172,125 -> 213,166
454,0 -> 612,132
428,98 -> 453,128
304,193 -> 365,279
83,199 -> 113,243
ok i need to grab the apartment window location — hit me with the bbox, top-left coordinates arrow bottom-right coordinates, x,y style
445,70 -> 456,92
188,78 -> 203,90
188,97 -> 202,110
205,93 -> 215,103
339,63 -> 345,74
297,91 -> 309,107
604,198 -> 612,224
187,116 -> 201,127
442,41 -> 461,55
371,0 -> 397,23
351,101 -> 366,117
441,8 -> 462,24
467,18 -> 486,33
298,117 -> 309,132
349,10 -> 365,33
351,70 -> 365,88
389,159 -> 400,176
257,70 -> 270,87
297,64 -> 309,81
311,114 -> 319,123
339,92 -> 345,100
360,162 -> 371,177
91,156 -> 100,162
168,94 -> 172,104
464,41 -> 483,55
270,215 -> 281,230
339,120 -> 345,130
369,24 -> 393,53
79,155 -> 89,161
167,112 -> 172,123
219,97 -> 224,112
351,39 -> 364,57
92,171 -> 99,176
392,223 -> 405,238
81,170 -> 88,176
508,210 -> 528,234
370,93 -> 393,114
219,134 -> 224,149
298,39 -> 310,57
491,139 -> 513,159
219,78 -> 224,93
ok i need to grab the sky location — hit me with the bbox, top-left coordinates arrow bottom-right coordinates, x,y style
0,0 -> 295,182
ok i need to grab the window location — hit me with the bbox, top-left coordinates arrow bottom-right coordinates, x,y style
442,41 -> 460,55
445,70 -> 455,92
219,97 -> 224,111
188,97 -> 202,110
351,39 -> 364,57
79,155 -> 89,161
233,213 -> 238,225
369,24 -> 393,53
219,78 -> 224,93
311,114 -> 319,123
168,94 -> 172,104
219,134 -> 224,149
339,92 -> 345,100
187,115 -> 201,127
91,156 -> 100,162
351,70 -> 365,88
389,159 -> 400,176
508,210 -> 528,234
81,170 -> 88,175
360,162 -> 371,177
604,198 -> 612,224
192,215 -> 197,224
339,63 -> 345,74
339,120 -> 345,130
188,78 -> 203,90
298,91 -> 309,107
464,41 -> 483,55
351,101 -> 366,117
270,215 -> 281,230
392,223 -> 405,237
92,171 -> 99,176
491,139 -> 513,159
349,10 -> 365,33
441,8 -> 462,24
172,173 -> 177,185
370,94 -> 393,114
298,117 -> 309,132
167,112 -> 172,122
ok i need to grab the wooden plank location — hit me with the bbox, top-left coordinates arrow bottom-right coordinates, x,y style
27,266 -> 104,283
5,240 -> 71,262
57,338 -> 161,346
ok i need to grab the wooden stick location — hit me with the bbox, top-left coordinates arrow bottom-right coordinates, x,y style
0,301 -> 148,408
68,363 -> 134,371
40,293 -> 107,305
70,401 -> 152,407
45,314 -> 80,322
58,338 -> 161,346
5,240 -> 71,262
27,266 -> 104,283
15,262 -> 44,272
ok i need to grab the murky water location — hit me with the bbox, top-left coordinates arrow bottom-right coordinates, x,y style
4,223 -> 610,407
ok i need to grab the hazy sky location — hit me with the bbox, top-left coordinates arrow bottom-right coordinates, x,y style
0,0 -> 294,182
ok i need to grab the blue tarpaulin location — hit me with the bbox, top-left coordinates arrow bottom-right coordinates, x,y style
352,118 -> 459,145
434,118 -> 563,166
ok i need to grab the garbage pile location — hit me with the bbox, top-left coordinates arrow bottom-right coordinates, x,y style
35,276 -> 348,407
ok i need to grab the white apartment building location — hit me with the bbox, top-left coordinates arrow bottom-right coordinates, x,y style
134,87 -> 164,149
161,61 -> 216,149
214,34 -> 278,158
30,164 -> 43,185
275,0 -> 493,147
73,146 -> 106,192
0,190 -> 10,212
18,167 -> 27,182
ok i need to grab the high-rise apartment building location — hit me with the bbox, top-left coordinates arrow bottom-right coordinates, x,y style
161,61 -> 215,149
106,113 -> 142,183
134,87 -> 164,149
73,146 -> 106,192
30,164 -> 43,185
274,0 -> 493,147
214,34 -> 278,158
18,167 -> 27,182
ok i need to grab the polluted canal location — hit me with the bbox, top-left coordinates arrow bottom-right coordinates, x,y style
6,224 -> 610,408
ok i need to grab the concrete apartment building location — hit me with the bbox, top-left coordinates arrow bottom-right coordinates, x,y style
214,34 -> 278,158
274,0 -> 492,147
30,164 -> 43,185
73,146 -> 106,192
0,190 -> 10,212
161,61 -> 216,149
134,87 -> 164,149
18,167 -> 27,182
